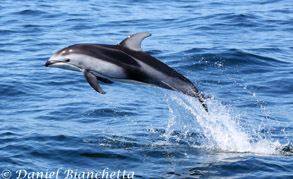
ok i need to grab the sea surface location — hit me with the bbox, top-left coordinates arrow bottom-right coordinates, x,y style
0,0 -> 292,178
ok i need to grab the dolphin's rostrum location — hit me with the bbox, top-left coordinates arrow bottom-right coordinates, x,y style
45,32 -> 208,112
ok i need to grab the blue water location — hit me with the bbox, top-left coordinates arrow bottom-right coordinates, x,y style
1,0 -> 293,178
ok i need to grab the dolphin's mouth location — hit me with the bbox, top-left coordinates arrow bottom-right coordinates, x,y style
45,60 -> 55,67
45,60 -> 81,72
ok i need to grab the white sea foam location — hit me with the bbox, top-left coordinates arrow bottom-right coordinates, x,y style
164,94 -> 282,155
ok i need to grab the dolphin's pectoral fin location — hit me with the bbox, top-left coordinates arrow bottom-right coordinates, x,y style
82,69 -> 106,94
96,76 -> 114,84
118,32 -> 151,51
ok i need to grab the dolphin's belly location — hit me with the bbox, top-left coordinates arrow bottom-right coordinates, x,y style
79,55 -> 127,79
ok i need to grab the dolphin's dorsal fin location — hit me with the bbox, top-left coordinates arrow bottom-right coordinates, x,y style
118,32 -> 151,51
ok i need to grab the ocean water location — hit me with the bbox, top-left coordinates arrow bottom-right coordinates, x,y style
0,0 -> 292,178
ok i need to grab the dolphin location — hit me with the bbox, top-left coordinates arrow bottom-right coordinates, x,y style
45,32 -> 208,112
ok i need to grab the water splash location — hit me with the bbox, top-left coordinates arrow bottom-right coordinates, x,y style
164,94 -> 283,155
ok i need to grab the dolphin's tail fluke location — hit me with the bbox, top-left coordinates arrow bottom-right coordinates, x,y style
195,93 -> 209,112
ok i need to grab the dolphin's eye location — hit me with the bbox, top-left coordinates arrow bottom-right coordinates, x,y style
65,59 -> 70,62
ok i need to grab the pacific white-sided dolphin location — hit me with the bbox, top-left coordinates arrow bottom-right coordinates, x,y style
45,32 -> 208,112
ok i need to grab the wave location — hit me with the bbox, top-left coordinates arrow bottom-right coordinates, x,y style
85,108 -> 139,118
14,9 -> 47,16
182,48 -> 288,68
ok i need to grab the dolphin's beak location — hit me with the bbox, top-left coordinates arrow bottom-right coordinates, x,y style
45,60 -> 54,67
